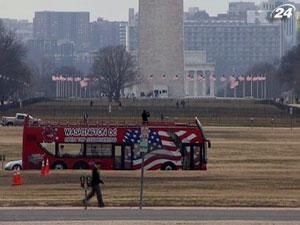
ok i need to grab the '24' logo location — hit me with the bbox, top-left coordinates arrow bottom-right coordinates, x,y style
271,4 -> 296,19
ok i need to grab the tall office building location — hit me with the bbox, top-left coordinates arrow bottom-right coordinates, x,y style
228,2 -> 257,17
184,19 -> 281,75
138,0 -> 185,98
90,18 -> 127,51
33,11 -> 90,48
259,0 -> 298,54
127,8 -> 139,55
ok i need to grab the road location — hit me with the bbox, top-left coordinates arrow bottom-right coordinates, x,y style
0,207 -> 299,223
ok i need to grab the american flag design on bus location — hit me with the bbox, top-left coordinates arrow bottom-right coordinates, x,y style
123,128 -> 199,170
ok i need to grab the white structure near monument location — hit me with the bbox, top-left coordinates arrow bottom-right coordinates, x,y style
184,51 -> 216,98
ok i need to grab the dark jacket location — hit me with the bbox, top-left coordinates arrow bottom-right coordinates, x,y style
142,110 -> 150,122
91,167 -> 104,186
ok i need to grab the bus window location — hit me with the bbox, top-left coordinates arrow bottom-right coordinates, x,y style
124,145 -> 132,170
183,146 -> 192,170
40,142 -> 56,155
194,146 -> 201,169
58,144 -> 83,157
86,144 -> 112,157
114,145 -> 122,169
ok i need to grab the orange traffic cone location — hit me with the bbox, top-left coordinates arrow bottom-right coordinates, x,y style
12,168 -> 17,185
44,158 -> 50,175
40,159 -> 45,176
12,168 -> 23,186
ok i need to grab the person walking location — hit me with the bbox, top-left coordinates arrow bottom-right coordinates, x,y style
85,164 -> 105,207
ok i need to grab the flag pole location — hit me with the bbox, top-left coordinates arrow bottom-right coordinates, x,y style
251,77 -> 253,97
194,76 -> 197,97
264,76 -> 267,99
243,79 -> 246,98
56,80 -> 59,98
256,79 -> 259,99
260,77 -> 264,99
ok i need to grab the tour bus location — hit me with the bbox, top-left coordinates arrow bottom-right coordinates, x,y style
22,117 -> 211,170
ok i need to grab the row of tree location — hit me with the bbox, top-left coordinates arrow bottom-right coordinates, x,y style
0,20 -> 32,100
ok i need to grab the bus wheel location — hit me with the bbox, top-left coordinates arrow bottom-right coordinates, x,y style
161,162 -> 176,171
52,161 -> 67,170
12,164 -> 22,170
73,161 -> 89,170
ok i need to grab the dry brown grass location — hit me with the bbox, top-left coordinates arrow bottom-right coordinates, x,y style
0,126 -> 299,207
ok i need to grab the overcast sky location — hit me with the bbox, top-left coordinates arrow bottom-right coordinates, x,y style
0,0 -> 299,22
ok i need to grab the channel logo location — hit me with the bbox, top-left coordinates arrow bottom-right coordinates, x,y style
271,4 -> 296,19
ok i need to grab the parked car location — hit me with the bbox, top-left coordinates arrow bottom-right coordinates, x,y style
4,159 -> 22,170
1,113 -> 41,126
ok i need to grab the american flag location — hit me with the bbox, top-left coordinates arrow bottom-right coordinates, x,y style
122,128 -> 198,170
123,129 -> 163,152
80,80 -> 88,88
52,76 -> 58,81
197,74 -> 205,81
209,74 -> 216,81
246,76 -> 252,81
74,77 -> 82,82
238,76 -> 245,81
220,75 -> 227,82
230,79 -> 239,89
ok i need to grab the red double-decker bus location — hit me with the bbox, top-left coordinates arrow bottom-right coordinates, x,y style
22,117 -> 211,170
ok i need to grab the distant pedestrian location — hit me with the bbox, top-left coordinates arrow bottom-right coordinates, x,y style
176,101 -> 179,108
142,109 -> 150,124
181,100 -> 185,108
90,100 -> 94,107
84,164 -> 105,207
18,98 -> 22,109
160,113 -> 164,121
118,101 -> 122,110
83,112 -> 88,124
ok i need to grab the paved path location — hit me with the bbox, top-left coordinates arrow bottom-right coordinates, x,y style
0,207 -> 299,222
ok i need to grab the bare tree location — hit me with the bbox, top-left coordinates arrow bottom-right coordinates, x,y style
93,46 -> 137,102
0,20 -> 31,99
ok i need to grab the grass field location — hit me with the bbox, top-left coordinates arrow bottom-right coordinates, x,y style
0,126 -> 299,207
1,98 -> 298,127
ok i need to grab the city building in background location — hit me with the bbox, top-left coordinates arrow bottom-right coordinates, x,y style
184,18 -> 282,75
33,11 -> 90,50
228,1 -> 257,18
259,0 -> 298,54
127,8 -> 139,57
26,39 -> 58,57
90,18 -> 127,51
1,18 -> 33,42
138,0 -> 185,98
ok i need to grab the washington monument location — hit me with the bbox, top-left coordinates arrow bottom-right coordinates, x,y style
138,0 -> 184,98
